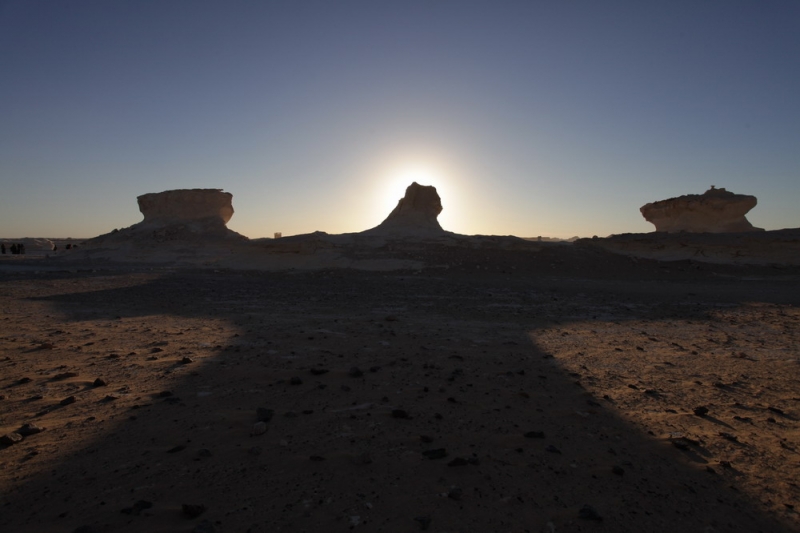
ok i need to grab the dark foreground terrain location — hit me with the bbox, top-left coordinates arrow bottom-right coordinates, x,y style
1,250 -> 799,532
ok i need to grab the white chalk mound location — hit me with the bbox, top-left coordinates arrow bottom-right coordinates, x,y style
640,187 -> 763,233
364,182 -> 445,236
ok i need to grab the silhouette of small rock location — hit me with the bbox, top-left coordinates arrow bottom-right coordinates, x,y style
182,503 -> 207,518
578,504 -> 603,521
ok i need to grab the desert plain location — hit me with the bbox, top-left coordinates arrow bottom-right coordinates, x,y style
1,237 -> 799,533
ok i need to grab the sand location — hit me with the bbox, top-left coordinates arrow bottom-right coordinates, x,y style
1,247 -> 799,533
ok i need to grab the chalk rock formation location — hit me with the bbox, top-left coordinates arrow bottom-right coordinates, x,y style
640,187 -> 763,233
138,189 -> 234,225
365,182 -> 445,236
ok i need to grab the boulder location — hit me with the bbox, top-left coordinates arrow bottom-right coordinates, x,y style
137,189 -> 233,225
365,182 -> 445,236
640,187 -> 763,233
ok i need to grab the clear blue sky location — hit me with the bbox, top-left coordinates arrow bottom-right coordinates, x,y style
2,1 -> 798,238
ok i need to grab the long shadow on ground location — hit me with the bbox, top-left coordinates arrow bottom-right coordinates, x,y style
1,264 -> 798,532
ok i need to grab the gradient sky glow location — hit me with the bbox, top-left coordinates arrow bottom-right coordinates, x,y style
2,1 -> 799,239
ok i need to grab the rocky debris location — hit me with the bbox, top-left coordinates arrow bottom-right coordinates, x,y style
251,422 -> 267,436
92,378 -> 107,387
640,187 -> 763,233
364,182 -> 446,236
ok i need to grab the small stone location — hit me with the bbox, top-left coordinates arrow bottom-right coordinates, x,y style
182,503 -> 206,518
256,408 -> 274,422
310,368 -> 329,375
422,448 -> 447,460
191,519 -> 217,533
578,504 -> 603,521
419,435 -> 434,443
251,422 -> 267,436
309,455 -> 325,461
448,457 -> 468,467
17,377 -> 33,384
121,500 -> 153,515
196,448 -> 213,458
1,432 -> 23,446
17,423 -> 43,436
180,357 -> 194,364
92,378 -> 107,387
289,376 -> 302,385
693,406 -> 709,417
447,487 -> 463,500
158,390 -> 173,397
612,465 -> 625,476
391,409 -> 410,419
524,431 -> 545,439
546,445 -> 561,454
60,395 -> 77,406
348,367 -> 364,378
52,372 -> 79,381
414,516 -> 432,530
167,445 -> 186,453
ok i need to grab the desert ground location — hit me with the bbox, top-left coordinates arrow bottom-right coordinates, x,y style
1,244 -> 799,533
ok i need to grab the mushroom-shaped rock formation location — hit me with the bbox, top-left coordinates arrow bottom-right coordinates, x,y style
138,189 -> 234,225
364,182 -> 445,236
640,187 -> 763,233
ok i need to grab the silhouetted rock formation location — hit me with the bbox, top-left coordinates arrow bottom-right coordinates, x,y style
364,182 -> 445,236
138,189 -> 234,226
640,187 -> 763,233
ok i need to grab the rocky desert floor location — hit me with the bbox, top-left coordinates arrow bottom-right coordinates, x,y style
1,247 -> 799,533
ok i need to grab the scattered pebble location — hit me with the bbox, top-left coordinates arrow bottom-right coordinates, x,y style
60,395 -> 77,406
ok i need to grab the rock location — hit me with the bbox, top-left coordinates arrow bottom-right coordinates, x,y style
524,431 -> 545,439
693,406 -> 709,417
51,372 -> 78,381
17,423 -> 43,436
640,187 -> 763,233
289,376 -> 303,385
180,357 -> 194,364
182,503 -> 207,518
138,189 -> 234,226
448,457 -> 468,467
578,504 -> 603,521
1,432 -> 23,445
364,182 -> 446,236
348,367 -> 364,378
414,516 -> 432,530
391,409 -> 410,419
92,378 -> 107,387
256,408 -> 274,422
121,500 -> 153,515
60,395 -> 77,406
251,422 -> 267,436
422,448 -> 447,460
191,519 -> 217,533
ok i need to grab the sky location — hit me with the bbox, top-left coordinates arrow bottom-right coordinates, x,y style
1,1 -> 798,239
